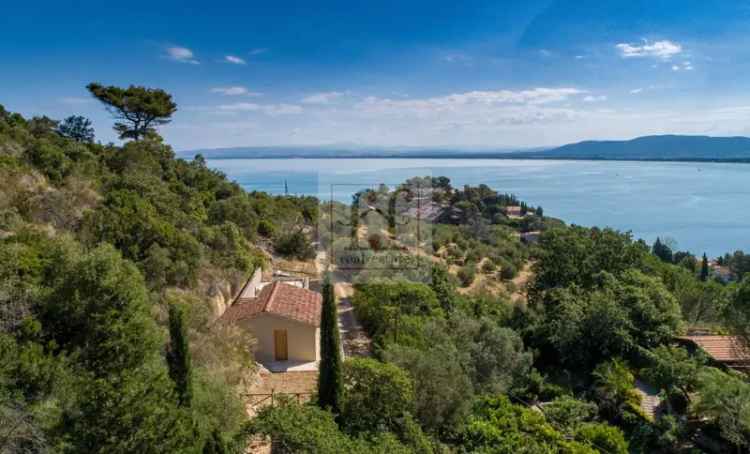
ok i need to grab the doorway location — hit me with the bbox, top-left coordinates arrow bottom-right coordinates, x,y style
274,329 -> 288,361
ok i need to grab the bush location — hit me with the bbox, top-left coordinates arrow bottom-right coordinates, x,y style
257,219 -> 276,237
575,422 -> 629,454
500,262 -> 517,280
274,231 -> 316,260
458,262 -> 476,287
480,260 -> 495,273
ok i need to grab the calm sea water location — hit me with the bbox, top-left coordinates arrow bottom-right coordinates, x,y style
205,158 -> 750,257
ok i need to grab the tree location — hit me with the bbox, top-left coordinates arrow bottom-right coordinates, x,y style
57,115 -> 95,143
245,401 -> 414,454
700,253 -> 710,282
652,237 -> 673,263
543,396 -> 599,430
167,303 -> 193,407
341,358 -> 416,436
726,277 -> 750,346
574,423 -> 629,454
384,341 -> 473,434
642,345 -> 704,406
459,395 -> 597,453
273,230 -> 316,260
591,359 -> 642,422
87,83 -> 177,140
693,368 -> 750,451
318,274 -> 343,414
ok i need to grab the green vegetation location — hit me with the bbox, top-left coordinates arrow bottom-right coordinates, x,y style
167,303 -> 193,407
0,90 -> 318,452
318,274 -> 343,414
3,85 -> 750,453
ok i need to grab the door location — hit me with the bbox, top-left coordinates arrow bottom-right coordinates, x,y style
274,329 -> 288,361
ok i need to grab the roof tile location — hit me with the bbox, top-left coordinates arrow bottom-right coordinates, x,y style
220,281 -> 322,326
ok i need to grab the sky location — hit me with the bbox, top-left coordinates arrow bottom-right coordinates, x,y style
4,0 -> 750,150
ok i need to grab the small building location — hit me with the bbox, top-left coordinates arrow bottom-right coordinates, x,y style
503,205 -> 524,218
220,280 -> 322,366
676,335 -> 750,370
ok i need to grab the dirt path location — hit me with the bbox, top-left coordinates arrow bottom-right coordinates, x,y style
511,262 -> 534,303
335,282 -> 372,357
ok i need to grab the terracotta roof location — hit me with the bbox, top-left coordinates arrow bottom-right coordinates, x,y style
678,335 -> 750,364
220,281 -> 322,326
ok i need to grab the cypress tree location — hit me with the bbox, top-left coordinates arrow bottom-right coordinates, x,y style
317,273 -> 343,414
701,253 -> 710,282
652,237 -> 673,263
167,303 -> 193,407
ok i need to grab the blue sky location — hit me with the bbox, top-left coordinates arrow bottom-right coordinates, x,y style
4,0 -> 750,149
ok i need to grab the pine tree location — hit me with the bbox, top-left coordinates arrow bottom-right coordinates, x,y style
700,253 -> 710,282
317,273 -> 343,414
167,303 -> 193,407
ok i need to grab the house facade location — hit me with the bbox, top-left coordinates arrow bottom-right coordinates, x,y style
220,280 -> 322,364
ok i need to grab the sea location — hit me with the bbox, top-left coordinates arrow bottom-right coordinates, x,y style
204,158 -> 750,257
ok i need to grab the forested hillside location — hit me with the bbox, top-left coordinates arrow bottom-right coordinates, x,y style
2,84 -> 750,454
0,92 -> 317,452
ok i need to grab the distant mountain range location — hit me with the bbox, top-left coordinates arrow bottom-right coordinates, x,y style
506,135 -> 750,161
180,135 -> 750,162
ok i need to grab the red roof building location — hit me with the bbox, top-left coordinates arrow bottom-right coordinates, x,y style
221,281 -> 322,326
220,281 -> 323,365
677,335 -> 750,370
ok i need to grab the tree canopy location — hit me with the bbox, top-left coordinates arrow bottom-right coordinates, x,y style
87,83 -> 177,140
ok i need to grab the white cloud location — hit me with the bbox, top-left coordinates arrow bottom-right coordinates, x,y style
249,48 -> 268,56
630,88 -> 644,94
615,40 -> 682,60
224,55 -> 246,65
583,95 -> 607,103
301,91 -> 345,104
217,102 -> 303,116
166,46 -> 199,64
210,86 -> 261,96
348,88 -> 588,132
356,88 -> 585,113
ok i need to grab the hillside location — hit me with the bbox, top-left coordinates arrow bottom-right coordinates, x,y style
0,102 -> 319,452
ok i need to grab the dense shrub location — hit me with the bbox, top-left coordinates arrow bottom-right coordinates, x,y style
274,230 -> 316,260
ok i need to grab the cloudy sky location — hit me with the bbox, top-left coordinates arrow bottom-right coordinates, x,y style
4,0 -> 750,150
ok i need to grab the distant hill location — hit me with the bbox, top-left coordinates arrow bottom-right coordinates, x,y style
177,146 -> 529,160
180,135 -> 750,162
510,135 -> 750,161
